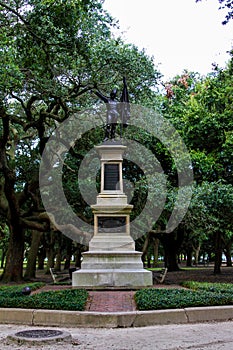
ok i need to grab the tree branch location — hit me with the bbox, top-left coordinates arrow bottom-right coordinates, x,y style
0,106 -> 10,147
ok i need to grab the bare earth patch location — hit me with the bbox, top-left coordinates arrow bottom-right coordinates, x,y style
163,265 -> 233,285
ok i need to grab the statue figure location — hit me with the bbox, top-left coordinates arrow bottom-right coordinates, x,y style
93,87 -> 119,141
93,77 -> 130,141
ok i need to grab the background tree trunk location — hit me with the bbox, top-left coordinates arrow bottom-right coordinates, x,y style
147,253 -> 151,268
54,232 -> 62,270
164,246 -> 180,271
46,248 -> 55,273
214,231 -> 222,274
1,224 -> 24,282
75,244 -> 85,268
193,243 -> 201,265
64,238 -> 73,269
54,249 -> 62,271
37,246 -> 46,270
223,239 -> 233,267
225,251 -> 232,267
24,231 -> 43,280
186,249 -> 193,267
141,233 -> 150,267
153,238 -> 159,267
1,250 -> 6,269
45,232 -> 56,273
160,231 -> 183,271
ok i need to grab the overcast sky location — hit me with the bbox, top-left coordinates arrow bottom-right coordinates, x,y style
103,0 -> 233,81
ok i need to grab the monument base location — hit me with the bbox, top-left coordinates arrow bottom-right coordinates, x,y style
72,251 -> 153,288
72,143 -> 153,288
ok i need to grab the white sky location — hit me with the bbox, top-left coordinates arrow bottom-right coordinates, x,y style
103,0 -> 233,81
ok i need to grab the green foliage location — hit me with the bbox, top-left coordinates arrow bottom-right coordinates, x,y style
192,182 -> 233,232
0,223 -> 9,253
182,281 -> 233,293
0,0 -> 161,282
160,54 -> 233,270
135,286 -> 233,310
0,283 -> 88,311
0,282 -> 45,294
162,58 -> 233,184
196,0 -> 233,25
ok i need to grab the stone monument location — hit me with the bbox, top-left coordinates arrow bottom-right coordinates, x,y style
72,141 -> 153,288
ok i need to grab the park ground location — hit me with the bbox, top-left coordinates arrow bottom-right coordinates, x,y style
32,263 -> 233,286
1,264 -> 233,349
25,263 -> 233,312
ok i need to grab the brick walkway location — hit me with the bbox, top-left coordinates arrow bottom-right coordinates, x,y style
85,291 -> 136,312
32,286 -> 137,312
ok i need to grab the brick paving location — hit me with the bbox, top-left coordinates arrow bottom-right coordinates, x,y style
85,291 -> 136,312
32,285 -> 137,312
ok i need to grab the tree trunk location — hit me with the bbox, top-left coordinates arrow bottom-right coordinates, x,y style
46,247 -> 55,273
1,224 -> 25,282
160,232 -> 182,271
147,254 -> 151,268
24,231 -> 43,280
141,233 -> 150,267
1,250 -> 6,268
193,243 -> 201,265
186,249 -> 193,267
54,249 -> 62,271
223,241 -> 233,267
64,239 -> 73,270
45,232 -> 56,273
153,238 -> 159,267
75,246 -> 83,268
37,247 -> 46,270
164,247 -> 180,271
214,231 -> 222,274
54,232 -> 62,271
225,251 -> 232,267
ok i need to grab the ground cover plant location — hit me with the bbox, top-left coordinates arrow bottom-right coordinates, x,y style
0,283 -> 88,311
2,279 -> 233,312
135,282 -> 233,310
182,281 -> 233,293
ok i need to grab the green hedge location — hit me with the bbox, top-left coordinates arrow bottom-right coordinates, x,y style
0,282 -> 45,293
181,281 -> 233,293
135,286 -> 233,311
0,284 -> 88,311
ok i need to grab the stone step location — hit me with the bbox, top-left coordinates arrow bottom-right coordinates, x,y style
72,269 -> 152,287
81,262 -> 143,269
81,251 -> 143,259
89,242 -> 135,251
80,250 -> 144,271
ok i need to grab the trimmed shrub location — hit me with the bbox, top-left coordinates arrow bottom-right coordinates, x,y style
182,281 -> 233,293
0,284 -> 88,311
135,287 -> 233,311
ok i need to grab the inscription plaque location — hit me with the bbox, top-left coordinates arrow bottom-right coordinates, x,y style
98,216 -> 126,233
104,163 -> 119,190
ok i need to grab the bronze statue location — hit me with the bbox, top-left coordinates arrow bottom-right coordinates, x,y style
93,77 -> 130,141
93,87 -> 119,140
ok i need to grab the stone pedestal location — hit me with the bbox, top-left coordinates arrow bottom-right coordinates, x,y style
72,142 -> 152,288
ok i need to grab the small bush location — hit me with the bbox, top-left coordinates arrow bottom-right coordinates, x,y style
0,284 -> 88,311
182,281 -> 233,293
28,289 -> 88,310
0,282 -> 45,293
135,287 -> 233,311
